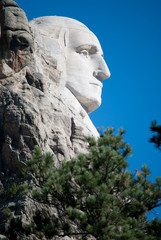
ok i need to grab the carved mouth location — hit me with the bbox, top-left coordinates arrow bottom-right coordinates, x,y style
90,82 -> 103,87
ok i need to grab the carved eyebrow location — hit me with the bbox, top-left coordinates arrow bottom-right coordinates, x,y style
75,44 -> 98,54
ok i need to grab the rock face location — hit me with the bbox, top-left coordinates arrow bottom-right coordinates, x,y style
0,0 -> 33,77
0,0 -> 110,238
29,16 -> 110,114
0,6 -> 106,173
0,71 -> 100,172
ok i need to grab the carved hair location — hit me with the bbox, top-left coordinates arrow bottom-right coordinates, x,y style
29,17 -> 91,89
29,16 -> 91,50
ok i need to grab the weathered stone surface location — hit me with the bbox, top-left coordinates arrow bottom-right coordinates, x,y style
0,73 -> 99,172
0,0 -> 18,7
0,1 -> 111,239
30,16 -> 110,113
0,0 -> 34,76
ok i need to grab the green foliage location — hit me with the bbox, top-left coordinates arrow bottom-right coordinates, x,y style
3,129 -> 161,239
7,183 -> 20,199
150,121 -> 161,150
22,129 -> 161,239
146,217 -> 161,239
1,217 -> 31,240
2,208 -> 13,222
26,146 -> 54,184
7,182 -> 28,199
18,183 -> 29,195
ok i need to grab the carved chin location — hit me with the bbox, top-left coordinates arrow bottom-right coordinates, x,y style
66,84 -> 102,114
85,98 -> 101,114
78,95 -> 101,114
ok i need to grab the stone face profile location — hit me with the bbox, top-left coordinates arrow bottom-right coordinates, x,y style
0,1 -> 110,172
30,16 -> 110,114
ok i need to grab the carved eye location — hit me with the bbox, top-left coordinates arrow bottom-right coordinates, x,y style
80,50 -> 88,57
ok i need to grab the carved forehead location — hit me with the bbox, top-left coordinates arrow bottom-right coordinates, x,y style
68,29 -> 101,50
30,16 -> 91,33
30,16 -> 101,50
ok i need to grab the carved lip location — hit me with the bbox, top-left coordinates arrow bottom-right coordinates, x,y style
90,82 -> 103,87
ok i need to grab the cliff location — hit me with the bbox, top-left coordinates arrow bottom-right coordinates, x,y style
0,1 -> 99,238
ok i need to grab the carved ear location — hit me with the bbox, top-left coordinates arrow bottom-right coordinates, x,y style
0,0 -> 34,75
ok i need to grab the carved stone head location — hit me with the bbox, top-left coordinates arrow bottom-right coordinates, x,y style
30,16 -> 110,113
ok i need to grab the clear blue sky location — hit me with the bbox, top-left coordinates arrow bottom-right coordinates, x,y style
16,0 -> 161,217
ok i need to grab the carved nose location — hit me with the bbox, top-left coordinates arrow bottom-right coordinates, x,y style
93,59 -> 110,81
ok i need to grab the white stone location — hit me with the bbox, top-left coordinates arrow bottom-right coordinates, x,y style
29,16 -> 110,114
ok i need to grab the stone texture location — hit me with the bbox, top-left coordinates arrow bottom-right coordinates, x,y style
30,16 -> 110,113
0,0 -> 34,77
0,72 -> 99,172
0,1 -> 111,239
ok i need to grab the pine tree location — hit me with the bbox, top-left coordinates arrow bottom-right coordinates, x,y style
1,128 -> 161,239
150,121 -> 161,150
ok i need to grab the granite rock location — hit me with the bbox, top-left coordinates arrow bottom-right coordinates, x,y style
0,1 -> 111,239
0,0 -> 34,77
